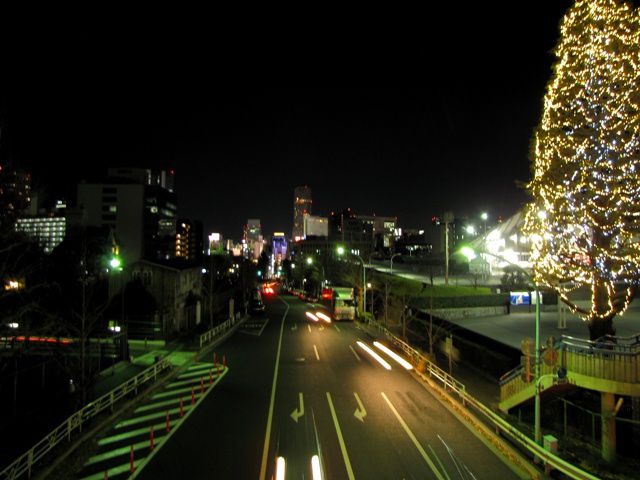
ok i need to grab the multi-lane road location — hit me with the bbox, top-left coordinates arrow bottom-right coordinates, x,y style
137,294 -> 524,479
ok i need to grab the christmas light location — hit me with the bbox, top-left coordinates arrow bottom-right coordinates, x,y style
523,0 -> 640,339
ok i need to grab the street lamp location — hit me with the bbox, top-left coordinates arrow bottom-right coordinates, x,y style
390,253 -> 401,274
108,255 -> 127,361
336,246 -> 366,318
460,245 -> 542,446
481,212 -> 488,235
306,256 -> 326,296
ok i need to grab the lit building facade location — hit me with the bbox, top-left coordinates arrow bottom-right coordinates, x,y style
175,218 -> 203,263
293,186 -> 312,242
15,215 -> 66,253
244,219 -> 263,260
208,232 -> 223,255
304,214 -> 328,238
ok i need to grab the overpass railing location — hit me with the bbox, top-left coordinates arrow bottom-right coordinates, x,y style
0,358 -> 171,480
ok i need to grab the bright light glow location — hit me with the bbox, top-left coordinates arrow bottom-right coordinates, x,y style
311,455 -> 322,480
276,456 -> 286,480
316,312 -> 331,323
459,246 -> 476,261
465,225 -> 475,235
366,282 -> 372,288
201,268 -> 207,274
306,312 -> 319,322
109,257 -> 122,269
373,341 -> 412,370
356,341 -> 392,370
481,212 -> 488,220
336,246 -> 345,255
8,323 -> 19,329
306,257 -> 313,265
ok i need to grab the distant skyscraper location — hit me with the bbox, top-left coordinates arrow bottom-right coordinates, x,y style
0,166 -> 31,226
244,219 -> 263,260
293,186 -> 312,242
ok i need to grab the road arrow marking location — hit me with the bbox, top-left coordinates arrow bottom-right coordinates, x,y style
291,323 -> 298,331
290,392 -> 304,423
353,392 -> 367,422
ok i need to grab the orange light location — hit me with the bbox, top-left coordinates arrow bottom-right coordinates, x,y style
316,312 -> 331,323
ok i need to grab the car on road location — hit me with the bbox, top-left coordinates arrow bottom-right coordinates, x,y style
249,289 -> 266,315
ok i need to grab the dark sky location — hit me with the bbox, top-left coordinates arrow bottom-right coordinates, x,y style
1,1 -> 574,239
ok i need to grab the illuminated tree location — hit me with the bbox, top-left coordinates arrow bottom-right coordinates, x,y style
523,0 -> 640,340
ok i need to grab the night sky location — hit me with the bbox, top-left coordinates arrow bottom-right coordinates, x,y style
1,1 -> 575,239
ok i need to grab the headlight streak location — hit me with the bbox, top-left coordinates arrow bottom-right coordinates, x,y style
356,341 -> 392,370
373,341 -> 413,370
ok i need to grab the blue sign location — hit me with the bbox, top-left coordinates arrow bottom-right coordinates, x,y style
510,291 -> 531,305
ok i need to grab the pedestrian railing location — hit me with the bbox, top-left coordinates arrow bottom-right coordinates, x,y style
0,359 -> 171,480
198,315 -> 239,349
500,334 -> 640,406
365,318 -> 598,480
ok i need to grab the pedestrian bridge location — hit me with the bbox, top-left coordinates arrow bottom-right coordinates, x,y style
499,333 -> 640,412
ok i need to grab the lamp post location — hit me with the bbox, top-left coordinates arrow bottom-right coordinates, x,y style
390,253 -> 401,274
306,256 -> 325,296
481,212 -> 488,235
337,246 -> 366,318
460,246 -> 542,446
109,256 -> 127,361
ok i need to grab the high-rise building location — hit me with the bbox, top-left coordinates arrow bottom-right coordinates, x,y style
244,219 -> 263,260
293,186 -> 312,242
76,168 -> 177,264
0,166 -> 31,226
15,215 -> 66,253
272,232 -> 288,268
329,208 -> 374,258
175,219 -> 203,263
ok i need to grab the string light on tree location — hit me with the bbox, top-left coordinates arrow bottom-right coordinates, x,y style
523,0 -> 640,340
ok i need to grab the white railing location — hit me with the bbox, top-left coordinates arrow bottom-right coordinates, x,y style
0,359 -> 171,480
199,316 -> 237,349
366,319 -> 598,480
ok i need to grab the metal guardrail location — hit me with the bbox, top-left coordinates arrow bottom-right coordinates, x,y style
0,359 -> 171,480
366,319 -> 599,480
198,316 -> 236,349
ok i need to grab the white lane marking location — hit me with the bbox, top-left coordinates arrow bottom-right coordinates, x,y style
334,324 -> 341,332
308,324 -> 312,333
326,392 -> 356,480
353,392 -> 366,422
314,344 -> 320,361
259,298 -> 289,480
381,392 -> 445,480
349,345 -> 361,362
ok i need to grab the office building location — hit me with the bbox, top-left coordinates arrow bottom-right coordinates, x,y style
0,166 -> 31,226
355,214 -> 397,251
15,215 -> 66,253
175,218 -> 203,263
304,214 -> 329,238
244,219 -> 263,260
76,168 -> 177,263
208,232 -> 224,255
293,186 -> 312,242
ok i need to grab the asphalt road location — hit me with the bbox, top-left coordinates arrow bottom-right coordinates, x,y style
138,294 -> 523,479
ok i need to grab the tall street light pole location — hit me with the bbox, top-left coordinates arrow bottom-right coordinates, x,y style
390,253 -> 401,274
460,246 -> 542,446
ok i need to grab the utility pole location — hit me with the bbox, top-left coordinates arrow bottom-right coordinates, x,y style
443,211 -> 454,286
